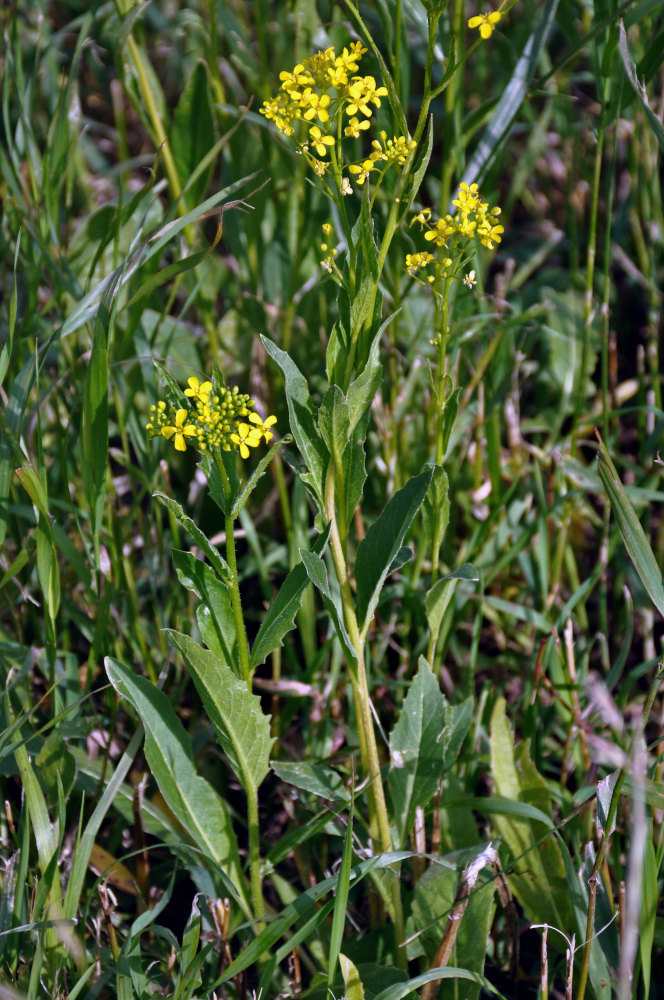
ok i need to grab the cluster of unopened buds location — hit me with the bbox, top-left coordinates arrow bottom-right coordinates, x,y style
260,43 -> 416,190
146,377 -> 276,458
406,182 -> 504,287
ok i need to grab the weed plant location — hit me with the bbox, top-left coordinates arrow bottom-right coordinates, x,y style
1,1 -> 664,999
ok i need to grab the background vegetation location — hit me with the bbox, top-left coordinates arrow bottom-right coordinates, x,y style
1,0 -> 664,998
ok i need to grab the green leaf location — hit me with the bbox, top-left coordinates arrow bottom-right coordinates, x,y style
232,435 -> 284,519
388,659 -> 472,848
172,549 -> 237,671
35,731 -> 75,807
372,967 -> 503,1000
619,21 -> 664,151
409,863 -> 495,1000
0,355 -> 33,546
271,760 -> 349,804
489,697 -> 573,931
104,657 -> 249,914
388,659 -> 446,848
154,491 -> 230,583
596,432 -> 664,617
15,464 -> 60,624
355,467 -> 433,636
83,255 -> 124,556
341,431 -> 368,538
329,799 -> 355,987
318,386 -> 350,466
165,631 -> 273,794
250,524 -> 330,669
217,851 -> 413,982
346,326 -> 383,436
425,563 -> 479,645
261,336 -> 328,504
300,549 -> 358,667
170,61 -> 216,207
338,954 -> 365,1000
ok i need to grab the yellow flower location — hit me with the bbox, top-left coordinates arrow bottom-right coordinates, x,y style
344,115 -> 371,139
300,89 -> 330,123
161,409 -> 197,452
248,412 -> 278,443
231,423 -> 262,459
345,76 -> 388,117
468,10 -> 502,39
184,377 -> 213,404
348,158 -> 376,185
308,125 -> 334,157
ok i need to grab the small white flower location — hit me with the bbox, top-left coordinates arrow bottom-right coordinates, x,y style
340,176 -> 353,196
463,269 -> 477,288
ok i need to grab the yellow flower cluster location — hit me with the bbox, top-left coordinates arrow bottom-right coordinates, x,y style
260,44 -> 415,189
146,377 -> 276,457
407,183 -> 504,286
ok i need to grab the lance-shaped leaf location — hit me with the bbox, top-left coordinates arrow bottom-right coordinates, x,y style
165,631 -> 273,794
154,491 -> 230,583
172,549 -> 237,671
355,467 -> 433,636
105,657 -> 249,914
388,658 -> 472,848
490,697 -> 573,932
250,524 -> 330,670
319,386 -> 350,467
596,431 -> 664,618
300,549 -> 358,668
261,336 -> 328,503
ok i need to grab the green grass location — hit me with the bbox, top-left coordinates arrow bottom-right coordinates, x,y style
1,0 -> 664,998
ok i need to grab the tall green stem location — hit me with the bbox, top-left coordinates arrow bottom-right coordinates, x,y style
324,466 -> 406,966
247,786 -> 266,931
225,510 -> 252,688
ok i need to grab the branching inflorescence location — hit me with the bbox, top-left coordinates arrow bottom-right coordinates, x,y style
260,43 -> 416,191
146,376 -> 276,457
407,181 -> 504,293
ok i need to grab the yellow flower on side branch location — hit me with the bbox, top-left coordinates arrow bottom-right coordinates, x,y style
468,8 -> 503,40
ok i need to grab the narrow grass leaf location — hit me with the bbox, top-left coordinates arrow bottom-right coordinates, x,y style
250,525 -> 330,669
597,432 -> 664,617
165,631 -> 274,794
63,727 -> 143,919
328,797 -> 354,986
0,356 -> 33,546
216,852 -> 413,983
105,657 -> 249,914
171,62 -> 216,207
372,966 -> 504,1000
355,467 -> 433,636
619,21 -> 664,151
